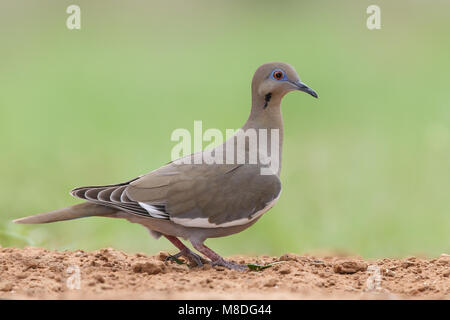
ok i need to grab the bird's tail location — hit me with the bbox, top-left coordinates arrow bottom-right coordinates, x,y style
13,202 -> 118,224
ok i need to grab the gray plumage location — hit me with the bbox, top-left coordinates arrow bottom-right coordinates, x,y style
14,62 -> 318,270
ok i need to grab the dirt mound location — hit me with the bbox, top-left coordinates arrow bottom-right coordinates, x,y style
0,247 -> 448,299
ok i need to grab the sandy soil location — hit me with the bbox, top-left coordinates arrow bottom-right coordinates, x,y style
0,247 -> 448,299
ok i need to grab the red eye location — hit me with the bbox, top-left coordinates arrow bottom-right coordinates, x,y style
273,71 -> 283,80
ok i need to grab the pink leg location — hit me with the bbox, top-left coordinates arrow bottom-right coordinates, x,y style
191,240 -> 248,271
165,235 -> 189,251
164,235 -> 206,267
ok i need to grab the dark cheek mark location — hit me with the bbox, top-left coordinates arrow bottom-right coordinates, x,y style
263,92 -> 272,109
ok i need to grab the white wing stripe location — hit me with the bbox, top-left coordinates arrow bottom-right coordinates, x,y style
171,192 -> 281,228
138,202 -> 169,219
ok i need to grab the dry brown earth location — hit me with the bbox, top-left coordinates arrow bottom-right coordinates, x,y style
0,247 -> 448,299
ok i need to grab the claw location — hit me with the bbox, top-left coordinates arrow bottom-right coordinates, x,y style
190,240 -> 248,271
212,258 -> 248,271
165,253 -> 185,265
165,248 -> 207,267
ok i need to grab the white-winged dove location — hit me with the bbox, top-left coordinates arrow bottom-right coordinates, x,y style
14,62 -> 318,270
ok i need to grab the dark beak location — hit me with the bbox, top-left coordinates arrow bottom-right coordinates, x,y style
291,80 -> 318,98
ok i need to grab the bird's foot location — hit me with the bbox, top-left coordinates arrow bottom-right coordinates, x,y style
190,240 -> 248,271
212,258 -> 248,271
166,248 -> 207,267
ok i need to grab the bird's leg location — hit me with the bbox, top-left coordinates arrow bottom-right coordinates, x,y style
164,235 -> 207,267
191,240 -> 248,271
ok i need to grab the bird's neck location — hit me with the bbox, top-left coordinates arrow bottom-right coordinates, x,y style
242,92 -> 284,176
245,92 -> 283,129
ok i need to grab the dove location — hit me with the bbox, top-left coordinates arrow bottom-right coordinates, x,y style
14,62 -> 318,270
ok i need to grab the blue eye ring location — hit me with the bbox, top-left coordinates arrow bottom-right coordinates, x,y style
270,69 -> 287,81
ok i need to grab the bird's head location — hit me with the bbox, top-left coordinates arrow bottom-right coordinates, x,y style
252,62 -> 318,108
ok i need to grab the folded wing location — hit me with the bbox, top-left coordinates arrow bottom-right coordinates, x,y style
72,162 -> 281,228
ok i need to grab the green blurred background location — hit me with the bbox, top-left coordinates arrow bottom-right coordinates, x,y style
1,0 -> 449,258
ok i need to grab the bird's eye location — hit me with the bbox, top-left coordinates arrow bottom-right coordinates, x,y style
273,71 -> 284,80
